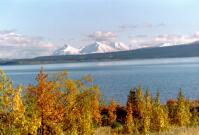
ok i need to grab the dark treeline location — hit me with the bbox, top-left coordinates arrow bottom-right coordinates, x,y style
0,69 -> 198,135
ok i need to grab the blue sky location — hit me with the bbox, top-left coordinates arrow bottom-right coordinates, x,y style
0,0 -> 199,58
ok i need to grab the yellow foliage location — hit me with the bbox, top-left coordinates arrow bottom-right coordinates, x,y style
0,69 -> 198,135
125,102 -> 134,133
108,99 -> 117,125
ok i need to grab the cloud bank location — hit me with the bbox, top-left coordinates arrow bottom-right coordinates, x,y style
119,22 -> 166,31
129,32 -> 199,49
88,30 -> 199,50
1,29 -> 199,59
0,30 -> 55,59
88,31 -> 116,42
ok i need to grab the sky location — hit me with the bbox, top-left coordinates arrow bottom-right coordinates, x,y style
0,0 -> 199,58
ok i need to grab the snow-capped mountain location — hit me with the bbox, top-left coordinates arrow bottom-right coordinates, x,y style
80,41 -> 130,54
54,41 -> 131,55
109,42 -> 130,51
80,42 -> 117,54
53,44 -> 80,55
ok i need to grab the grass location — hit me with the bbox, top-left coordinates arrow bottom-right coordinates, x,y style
151,127 -> 199,135
94,126 -> 199,135
94,127 -> 112,135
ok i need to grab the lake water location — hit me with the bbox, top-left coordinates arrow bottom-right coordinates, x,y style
1,57 -> 199,104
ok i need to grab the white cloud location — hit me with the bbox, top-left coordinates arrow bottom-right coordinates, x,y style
129,32 -> 199,49
119,22 -> 166,31
88,31 -> 116,41
0,30 -> 56,59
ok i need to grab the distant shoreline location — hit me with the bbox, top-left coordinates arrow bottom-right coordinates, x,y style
1,42 -> 199,66
0,56 -> 199,66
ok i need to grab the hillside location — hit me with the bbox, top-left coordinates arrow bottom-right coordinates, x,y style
0,42 -> 199,65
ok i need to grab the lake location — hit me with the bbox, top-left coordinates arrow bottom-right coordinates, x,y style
1,57 -> 199,104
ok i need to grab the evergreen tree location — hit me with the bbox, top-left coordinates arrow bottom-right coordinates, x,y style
127,89 -> 139,118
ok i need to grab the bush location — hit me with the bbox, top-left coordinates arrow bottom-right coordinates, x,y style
111,121 -> 122,129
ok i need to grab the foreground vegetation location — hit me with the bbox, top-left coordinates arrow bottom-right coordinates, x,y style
95,126 -> 199,135
0,69 -> 198,135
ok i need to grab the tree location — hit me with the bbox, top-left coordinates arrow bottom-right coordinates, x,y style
0,71 -> 29,135
62,79 -> 80,135
166,99 -> 177,124
134,86 -> 145,132
190,108 -> 199,126
151,91 -> 168,132
61,73 -> 101,135
108,99 -> 117,126
12,87 -> 25,120
0,70 -> 14,113
92,93 -> 101,126
127,89 -> 138,117
125,102 -> 134,133
76,91 -> 93,135
0,70 -> 16,134
25,69 -> 65,134
11,86 -> 28,134
136,86 -> 144,119
175,90 -> 191,126
142,89 -> 152,134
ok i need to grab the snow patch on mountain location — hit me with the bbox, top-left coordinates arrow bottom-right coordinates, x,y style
80,42 -> 117,54
109,42 -> 130,51
159,43 -> 176,47
53,44 -> 80,55
54,42 -> 130,55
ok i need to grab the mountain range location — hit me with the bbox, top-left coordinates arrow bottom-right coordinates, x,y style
53,41 -> 130,55
53,41 -> 179,56
0,41 -> 199,65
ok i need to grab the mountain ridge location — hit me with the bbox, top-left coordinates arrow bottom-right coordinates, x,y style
53,41 -> 130,55
0,41 -> 199,65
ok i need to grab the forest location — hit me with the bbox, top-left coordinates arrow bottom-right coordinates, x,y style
0,69 -> 198,135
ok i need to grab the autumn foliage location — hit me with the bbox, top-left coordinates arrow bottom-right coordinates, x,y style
0,69 -> 198,135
